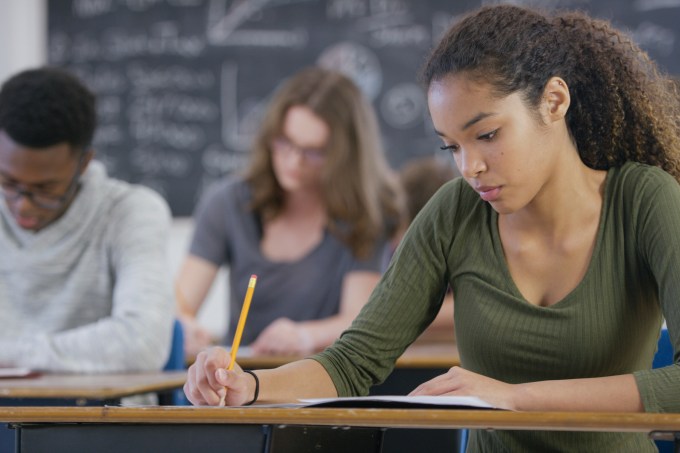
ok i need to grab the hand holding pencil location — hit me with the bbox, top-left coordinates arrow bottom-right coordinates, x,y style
227,274 -> 257,370
218,274 -> 257,406
183,274 -> 260,407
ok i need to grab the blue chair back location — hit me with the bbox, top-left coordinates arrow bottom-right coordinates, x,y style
164,318 -> 185,371
163,319 -> 188,405
653,327 -> 673,369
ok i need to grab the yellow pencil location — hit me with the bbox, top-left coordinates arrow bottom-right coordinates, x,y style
227,274 -> 257,370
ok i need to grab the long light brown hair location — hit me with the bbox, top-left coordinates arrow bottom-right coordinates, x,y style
245,67 -> 404,258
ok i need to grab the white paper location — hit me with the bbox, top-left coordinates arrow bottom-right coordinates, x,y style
225,345 -> 253,356
299,395 -> 495,409
0,367 -> 37,378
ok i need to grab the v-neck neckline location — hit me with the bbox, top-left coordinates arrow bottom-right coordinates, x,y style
488,168 -> 612,309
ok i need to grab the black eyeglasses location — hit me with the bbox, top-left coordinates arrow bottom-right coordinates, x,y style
270,136 -> 327,166
0,159 -> 84,210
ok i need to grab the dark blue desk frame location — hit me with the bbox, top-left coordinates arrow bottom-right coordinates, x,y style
13,423 -> 383,453
0,389 -> 180,452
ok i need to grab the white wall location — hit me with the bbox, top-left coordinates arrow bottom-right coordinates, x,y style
168,218 -> 228,341
0,0 -> 228,340
0,0 -> 46,84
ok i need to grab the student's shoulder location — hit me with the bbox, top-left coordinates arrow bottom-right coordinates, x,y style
615,160 -> 674,181
607,162 -> 680,230
99,177 -> 171,223
123,184 -> 170,216
611,161 -> 679,199
427,176 -> 480,210
96,185 -> 171,236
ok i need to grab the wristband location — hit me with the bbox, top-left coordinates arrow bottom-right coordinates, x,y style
243,370 -> 259,406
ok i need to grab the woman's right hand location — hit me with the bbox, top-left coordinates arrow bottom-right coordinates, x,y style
184,347 -> 255,406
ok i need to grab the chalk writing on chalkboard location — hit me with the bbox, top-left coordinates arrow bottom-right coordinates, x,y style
48,0 -> 679,216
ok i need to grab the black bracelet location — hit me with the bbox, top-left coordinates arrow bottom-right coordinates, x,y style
243,370 -> 259,406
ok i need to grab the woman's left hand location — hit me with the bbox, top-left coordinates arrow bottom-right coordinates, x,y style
250,318 -> 314,356
409,366 -> 518,410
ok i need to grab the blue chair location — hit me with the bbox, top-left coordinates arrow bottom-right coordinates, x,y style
457,328 -> 675,453
458,428 -> 469,453
652,327 -> 674,453
653,327 -> 673,369
164,318 -> 186,371
162,319 -> 188,405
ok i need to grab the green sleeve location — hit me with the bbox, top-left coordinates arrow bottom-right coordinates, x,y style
632,168 -> 680,412
312,179 -> 463,396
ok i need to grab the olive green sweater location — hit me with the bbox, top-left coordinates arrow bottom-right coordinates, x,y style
314,162 -> 680,452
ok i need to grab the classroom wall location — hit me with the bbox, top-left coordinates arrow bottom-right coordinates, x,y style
7,0 -> 675,343
0,0 -> 228,340
0,0 -> 46,84
167,219 -> 228,341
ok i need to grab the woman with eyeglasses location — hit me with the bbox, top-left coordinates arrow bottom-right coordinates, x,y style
175,67 -> 404,358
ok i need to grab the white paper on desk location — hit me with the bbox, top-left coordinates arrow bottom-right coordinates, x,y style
225,345 -> 254,357
0,367 -> 39,378
299,395 -> 495,409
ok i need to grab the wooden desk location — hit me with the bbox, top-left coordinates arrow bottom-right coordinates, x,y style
1,406 -> 679,453
234,342 -> 461,453
0,371 -> 188,452
0,371 -> 187,405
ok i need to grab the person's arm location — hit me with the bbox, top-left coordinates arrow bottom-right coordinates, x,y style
175,255 -> 220,357
0,189 -> 174,372
176,256 -> 220,318
415,294 -> 454,343
410,366 -> 643,411
184,347 -> 337,406
631,169 -> 680,413
186,182 -> 462,402
176,179 -> 233,357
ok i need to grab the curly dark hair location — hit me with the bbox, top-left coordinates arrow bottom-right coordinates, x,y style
0,67 -> 96,154
421,5 -> 680,181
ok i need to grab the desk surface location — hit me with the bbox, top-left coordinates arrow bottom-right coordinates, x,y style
1,406 -> 679,434
0,371 -> 187,400
237,342 -> 460,370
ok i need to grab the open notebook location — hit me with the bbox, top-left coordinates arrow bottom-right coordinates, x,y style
298,395 -> 496,409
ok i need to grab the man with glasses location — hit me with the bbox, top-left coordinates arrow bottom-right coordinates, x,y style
0,67 -> 174,372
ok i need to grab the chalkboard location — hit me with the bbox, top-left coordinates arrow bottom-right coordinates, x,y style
48,0 -> 680,216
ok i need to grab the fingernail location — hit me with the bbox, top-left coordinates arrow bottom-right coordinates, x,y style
216,368 -> 227,382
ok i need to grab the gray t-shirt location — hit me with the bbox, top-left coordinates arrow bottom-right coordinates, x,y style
189,177 -> 388,344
